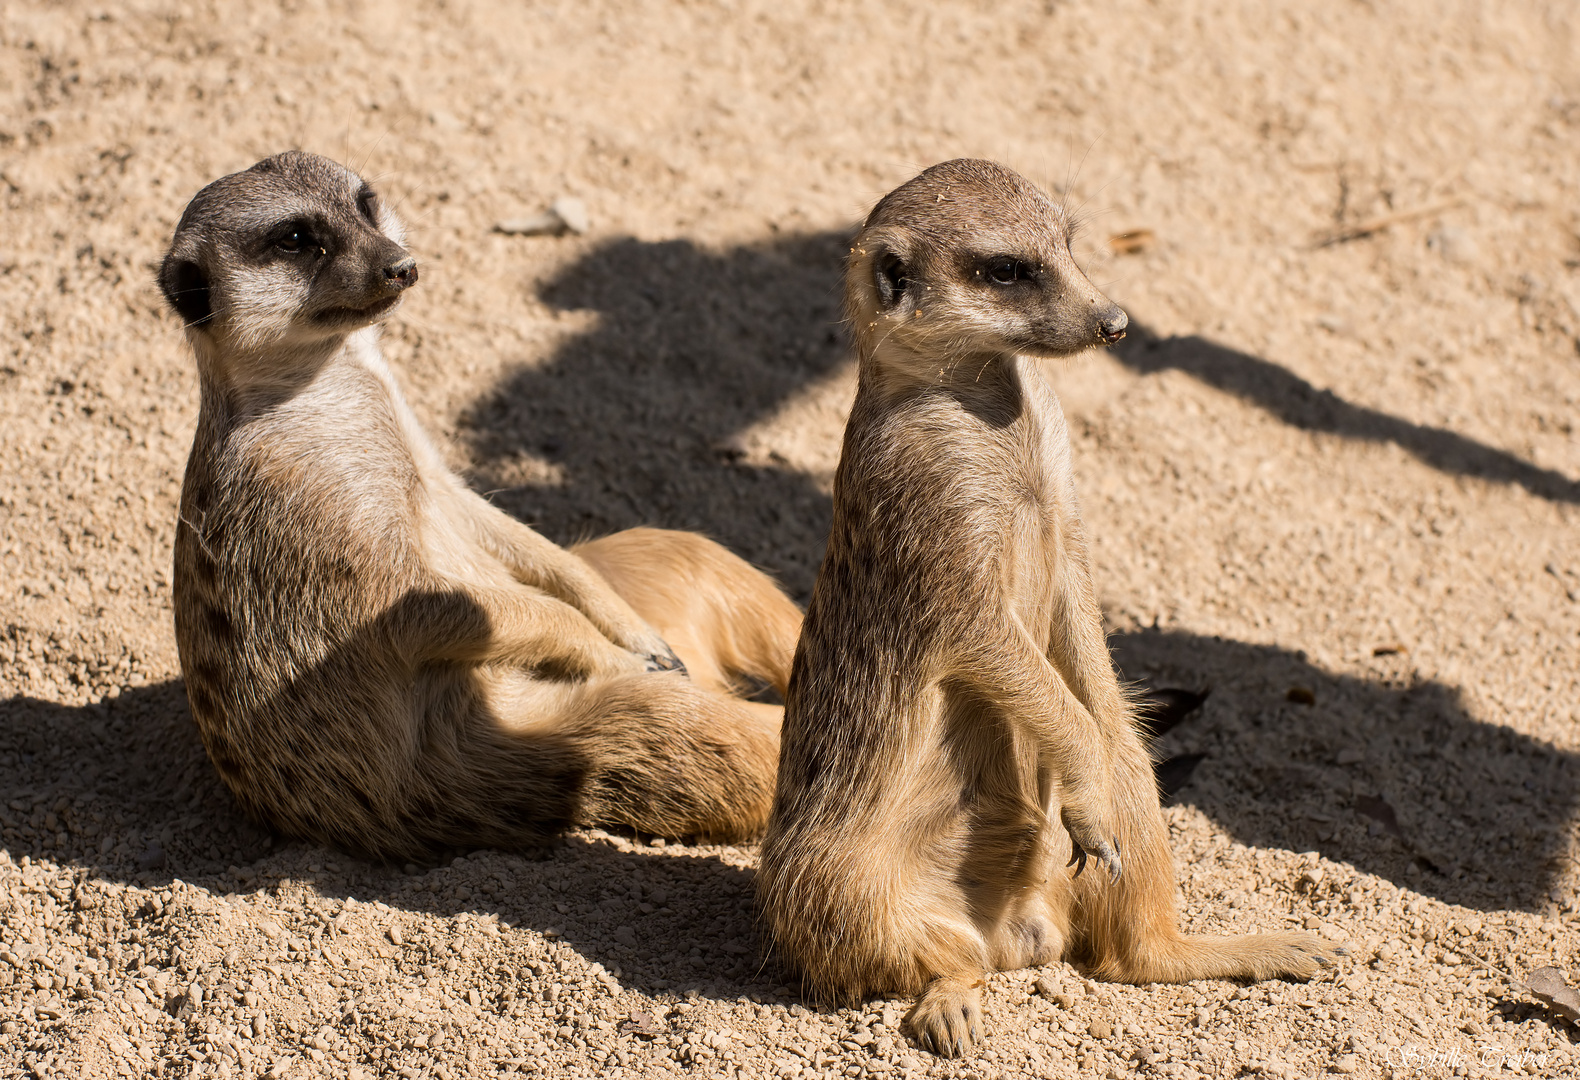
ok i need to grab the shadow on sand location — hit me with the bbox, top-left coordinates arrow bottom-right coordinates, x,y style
459,230 -> 851,601
1111,323 -> 1580,505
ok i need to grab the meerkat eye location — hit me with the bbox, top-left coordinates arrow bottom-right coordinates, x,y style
985,257 -> 1026,285
356,187 -> 379,224
271,221 -> 319,255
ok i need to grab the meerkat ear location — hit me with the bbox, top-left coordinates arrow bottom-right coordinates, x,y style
873,248 -> 909,311
159,256 -> 213,328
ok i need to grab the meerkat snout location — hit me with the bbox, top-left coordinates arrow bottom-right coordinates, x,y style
382,256 -> 419,290
1097,306 -> 1128,344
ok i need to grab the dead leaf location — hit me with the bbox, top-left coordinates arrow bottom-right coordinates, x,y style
1372,642 -> 1409,656
1355,794 -> 1403,837
1525,967 -> 1580,1023
1107,229 -> 1155,255
619,1009 -> 666,1038
1286,686 -> 1316,706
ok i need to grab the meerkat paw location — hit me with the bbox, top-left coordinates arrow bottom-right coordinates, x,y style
1260,930 -> 1347,978
905,975 -> 985,1058
1060,808 -> 1122,884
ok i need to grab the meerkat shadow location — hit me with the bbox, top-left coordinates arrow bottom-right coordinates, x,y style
367,837 -> 786,1002
458,230 -> 854,601
0,683 -> 267,883
1112,626 -> 1579,914
1109,323 -> 1580,505
0,687 -> 783,1001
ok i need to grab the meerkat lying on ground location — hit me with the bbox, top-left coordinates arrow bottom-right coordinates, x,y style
158,151 -> 801,860
757,160 -> 1340,1056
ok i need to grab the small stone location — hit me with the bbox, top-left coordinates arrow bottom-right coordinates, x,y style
549,197 -> 590,235
1087,1019 -> 1112,1039
387,925 -> 403,946
257,919 -> 284,942
1331,1053 -> 1359,1073
495,197 -> 589,238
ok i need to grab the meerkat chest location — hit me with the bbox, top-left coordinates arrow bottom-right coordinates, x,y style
999,363 -> 1079,633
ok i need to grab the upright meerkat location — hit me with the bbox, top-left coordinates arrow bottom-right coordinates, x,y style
758,160 -> 1339,1056
158,151 -> 802,859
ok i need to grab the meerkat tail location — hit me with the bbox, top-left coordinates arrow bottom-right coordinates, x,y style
1073,743 -> 1340,983
574,527 -> 802,697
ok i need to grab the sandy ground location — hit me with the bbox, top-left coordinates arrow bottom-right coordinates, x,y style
3,0 -> 1580,1077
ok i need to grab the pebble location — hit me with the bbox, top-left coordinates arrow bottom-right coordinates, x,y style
495,197 -> 590,237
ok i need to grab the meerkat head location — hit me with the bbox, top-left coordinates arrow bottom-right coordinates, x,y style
846,159 -> 1127,378
158,151 -> 417,365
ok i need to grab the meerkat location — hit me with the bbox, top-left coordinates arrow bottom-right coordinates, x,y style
757,160 -> 1341,1056
157,151 -> 802,860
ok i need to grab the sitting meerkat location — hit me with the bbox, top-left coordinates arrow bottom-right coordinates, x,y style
158,151 -> 802,859
757,160 -> 1340,1056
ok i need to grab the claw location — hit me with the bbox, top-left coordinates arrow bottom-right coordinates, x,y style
1067,844 -> 1088,879
645,651 -> 689,676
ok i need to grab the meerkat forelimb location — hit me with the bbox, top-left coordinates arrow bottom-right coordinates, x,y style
757,159 -> 1341,1058
159,152 -> 801,858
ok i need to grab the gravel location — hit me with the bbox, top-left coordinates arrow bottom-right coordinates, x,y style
2,0 -> 1578,1077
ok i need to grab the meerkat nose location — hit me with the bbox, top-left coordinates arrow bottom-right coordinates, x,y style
383,256 -> 419,291
1097,308 -> 1128,345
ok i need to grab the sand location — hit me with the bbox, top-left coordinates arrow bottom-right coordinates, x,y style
1,0 -> 1577,1076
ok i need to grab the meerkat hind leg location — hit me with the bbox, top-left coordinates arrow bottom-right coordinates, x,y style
574,527 -> 801,697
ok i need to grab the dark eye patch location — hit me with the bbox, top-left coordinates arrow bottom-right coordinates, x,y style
356,186 -> 379,225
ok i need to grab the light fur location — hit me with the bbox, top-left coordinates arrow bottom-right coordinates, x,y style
160,152 -> 802,859
757,160 -> 1341,1056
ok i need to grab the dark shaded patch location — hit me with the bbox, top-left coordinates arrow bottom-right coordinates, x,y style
204,605 -> 233,641
1154,753 -> 1206,801
184,680 -> 219,720
1136,686 -> 1210,739
1355,793 -> 1403,837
